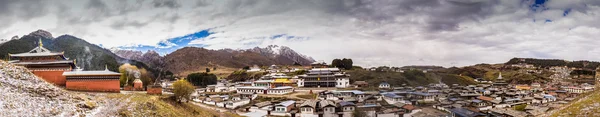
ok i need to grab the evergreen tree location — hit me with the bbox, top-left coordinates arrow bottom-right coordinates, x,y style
186,72 -> 218,87
331,59 -> 342,68
341,58 -> 353,70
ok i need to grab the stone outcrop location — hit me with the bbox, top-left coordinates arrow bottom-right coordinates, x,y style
0,60 -> 88,116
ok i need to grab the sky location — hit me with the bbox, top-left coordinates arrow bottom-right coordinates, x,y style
1,0 -> 600,67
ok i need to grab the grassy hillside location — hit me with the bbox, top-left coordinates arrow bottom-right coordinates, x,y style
445,64 -> 553,84
549,88 -> 600,117
507,57 -> 600,69
346,69 -> 476,87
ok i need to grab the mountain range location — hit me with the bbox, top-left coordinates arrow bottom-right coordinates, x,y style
113,45 -> 316,76
0,30 -> 153,74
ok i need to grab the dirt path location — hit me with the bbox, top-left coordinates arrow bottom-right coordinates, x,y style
191,102 -> 232,117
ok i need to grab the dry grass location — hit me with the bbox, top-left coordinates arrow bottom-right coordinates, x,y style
550,89 -> 600,117
107,93 -> 219,117
297,94 -> 317,100
179,66 -> 238,79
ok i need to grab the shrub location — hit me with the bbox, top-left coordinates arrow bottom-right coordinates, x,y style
514,104 -> 527,111
173,80 -> 195,102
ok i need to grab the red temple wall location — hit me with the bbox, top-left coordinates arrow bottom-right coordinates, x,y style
32,71 -> 67,86
147,87 -> 162,95
133,82 -> 144,91
66,80 -> 120,93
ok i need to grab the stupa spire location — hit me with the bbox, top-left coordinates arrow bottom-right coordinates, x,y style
38,38 -> 43,47
498,72 -> 503,80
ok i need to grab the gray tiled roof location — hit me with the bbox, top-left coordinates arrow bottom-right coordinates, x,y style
300,100 -> 318,108
319,100 -> 336,108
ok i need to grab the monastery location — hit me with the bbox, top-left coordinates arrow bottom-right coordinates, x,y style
9,39 -> 121,92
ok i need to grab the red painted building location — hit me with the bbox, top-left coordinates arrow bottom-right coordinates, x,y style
63,68 -> 121,93
8,39 -> 75,86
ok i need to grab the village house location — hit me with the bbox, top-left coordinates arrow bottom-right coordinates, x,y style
274,100 -> 295,113
320,100 -> 337,117
337,101 -> 356,117
379,82 -> 391,89
299,100 -> 318,117
353,81 -> 369,88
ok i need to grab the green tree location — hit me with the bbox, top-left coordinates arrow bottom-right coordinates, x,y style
119,63 -> 139,87
242,66 -> 251,70
205,68 -> 210,73
341,58 -> 353,70
173,79 -> 195,102
186,72 -> 218,87
331,59 -> 342,68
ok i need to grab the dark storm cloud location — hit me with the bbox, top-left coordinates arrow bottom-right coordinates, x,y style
110,20 -> 151,30
0,0 -> 49,27
196,0 -> 212,7
152,0 -> 181,9
193,0 -> 504,32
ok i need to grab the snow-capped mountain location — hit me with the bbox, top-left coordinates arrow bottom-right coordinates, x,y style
249,45 -> 316,65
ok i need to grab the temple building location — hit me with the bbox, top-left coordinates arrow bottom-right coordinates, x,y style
262,73 -> 294,88
297,68 -> 350,88
8,39 -> 76,86
63,66 -> 121,92
493,72 -> 508,87
237,73 -> 295,95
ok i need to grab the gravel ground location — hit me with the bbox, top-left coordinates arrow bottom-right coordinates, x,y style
0,60 -> 91,116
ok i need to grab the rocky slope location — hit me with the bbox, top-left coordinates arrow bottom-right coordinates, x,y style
111,49 -> 143,61
0,60 -> 88,116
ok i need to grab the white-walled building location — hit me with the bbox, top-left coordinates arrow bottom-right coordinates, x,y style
379,82 -> 391,89
297,68 -> 350,88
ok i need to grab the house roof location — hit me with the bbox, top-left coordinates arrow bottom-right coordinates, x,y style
63,69 -> 121,76
383,93 -> 403,98
380,82 -> 390,85
272,86 -> 293,89
237,86 -> 268,90
276,100 -> 295,107
338,101 -> 355,107
402,104 -> 416,110
391,102 -> 406,108
9,43 -> 64,57
477,96 -> 494,101
254,80 -> 274,83
253,101 -> 272,108
319,100 -> 336,108
410,92 -> 433,96
334,90 -> 365,95
300,100 -> 318,108
450,108 -> 485,117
